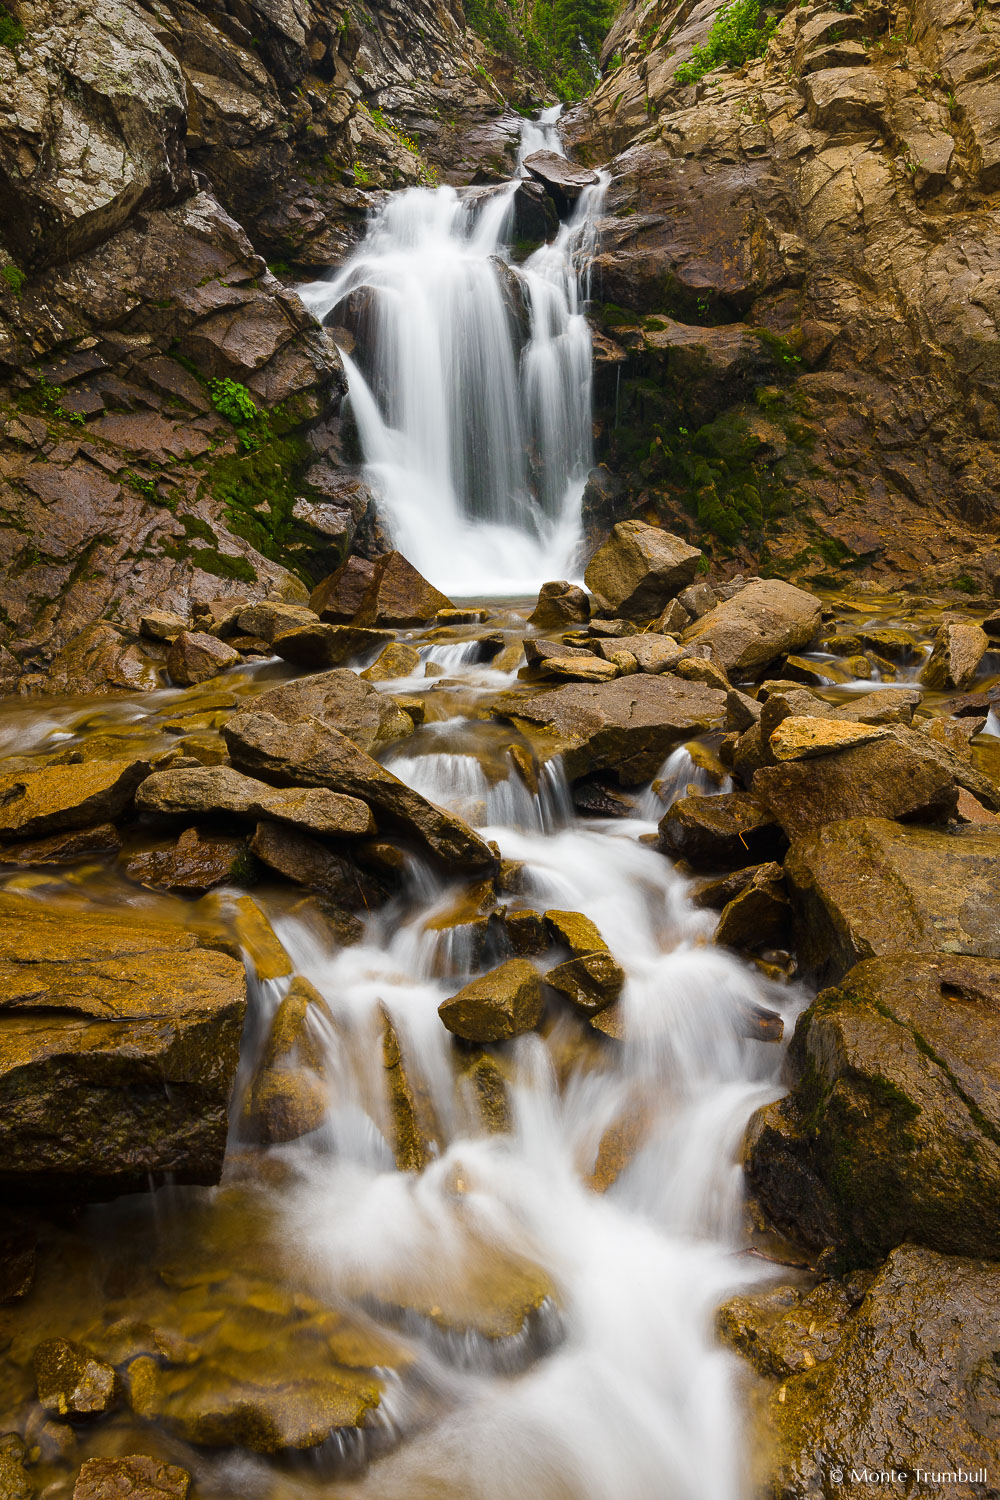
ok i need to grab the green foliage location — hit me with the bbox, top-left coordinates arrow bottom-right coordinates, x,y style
674,0 -> 777,85
464,0 -> 614,100
0,4 -> 24,47
1,264 -> 25,297
210,377 -> 259,426
951,572 -> 978,595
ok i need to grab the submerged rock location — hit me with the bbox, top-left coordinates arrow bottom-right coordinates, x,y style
584,520 -> 702,619
123,826 -> 251,893
745,954 -> 1000,1263
439,958 -> 545,1042
0,895 -> 246,1198
0,823 -> 122,865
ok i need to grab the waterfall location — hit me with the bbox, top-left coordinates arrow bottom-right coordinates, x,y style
297,113 -> 606,596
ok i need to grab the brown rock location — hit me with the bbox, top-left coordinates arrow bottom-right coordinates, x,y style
523,149 -> 599,210
271,622 -> 394,670
225,711 -> 494,871
235,601 -> 317,644
123,827 -> 251,893
310,555 -> 377,622
584,520 -> 702,619
659,790 -> 784,869
546,951 -> 625,1014
352,552 -> 453,626
140,610 -> 188,641
35,1339 -> 117,1417
382,1009 -> 441,1171
439,958 -> 545,1042
544,908 -> 609,954
73,1454 -> 191,1500
361,642 -> 421,680
166,631 -> 240,687
921,620 -> 989,691
246,667 -> 412,752
594,632 -> 683,674
752,736 -> 959,839
767,715 -> 890,761
714,868 -> 790,951
528,580 -> 590,629
681,580 -> 821,676
248,821 -> 380,909
45,624 -> 160,695
0,759 -> 150,841
136,765 -> 374,836
0,824 -> 121,865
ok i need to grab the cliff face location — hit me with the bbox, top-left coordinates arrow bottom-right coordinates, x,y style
566,0 -> 1000,596
0,0 -> 518,675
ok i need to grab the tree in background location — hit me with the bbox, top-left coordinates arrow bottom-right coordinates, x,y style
466,0 -> 616,100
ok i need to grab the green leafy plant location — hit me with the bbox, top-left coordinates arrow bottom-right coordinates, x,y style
0,4 -> 24,47
209,377 -> 268,450
1,264 -> 25,297
674,0 -> 777,85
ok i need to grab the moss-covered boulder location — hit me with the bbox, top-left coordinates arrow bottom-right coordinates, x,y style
744,954 -> 1000,1264
784,818 -> 1000,982
0,894 -> 246,1200
439,958 -> 544,1042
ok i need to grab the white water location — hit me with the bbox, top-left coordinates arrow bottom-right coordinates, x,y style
297,115 -> 606,596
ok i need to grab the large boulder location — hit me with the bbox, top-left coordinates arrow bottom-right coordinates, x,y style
528,580 -> 590,630
522,149 -> 600,214
166,631 -> 240,686
752,735 -> 959,839
224,711 -> 494,871
584,521 -> 702,619
352,552 -> 453,627
659,790 -> 785,869
745,955 -> 1000,1265
491,673 -> 727,784
920,620 -> 989,690
0,759 -> 150,841
784,818 -> 1000,982
246,668 -> 412,752
438,958 -> 545,1042
682,579 -> 822,675
310,555 -> 377,623
734,1245 -> 1000,1499
136,765 -> 374,837
0,895 -> 246,1199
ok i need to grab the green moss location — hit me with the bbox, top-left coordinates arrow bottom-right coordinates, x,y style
751,327 -> 802,377
198,431 -> 314,575
0,4 -> 24,47
1,264 -> 25,297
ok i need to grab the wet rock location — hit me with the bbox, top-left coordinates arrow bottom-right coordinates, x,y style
0,823 -> 121,865
361,642 -> 422,681
745,955 -> 1000,1264
45,623 -> 161,695
0,1219 -> 37,1302
692,860 -> 784,911
544,654 -> 619,682
271,621 -> 394,670
546,951 -> 625,1014
920,620 -> 990,691
682,580 -> 822,676
460,1052 -> 513,1134
523,150 -> 599,214
511,178 -> 560,245
310,555 -> 377,622
124,827 -> 251,893
72,1454 -> 191,1499
246,977 -> 331,1144
0,759 -> 150,840
503,908 -> 549,956
759,1245 -> 1000,1499
544,908 -> 610,955
752,736 -> 959,840
353,551 -> 453,627
0,1437 -> 33,1500
225,711 -> 495,871
166,631 -> 240,687
35,1338 -> 117,1418
785,818 -> 1000,982
492,674 -> 727,784
246,667 -> 412,752
717,1276 -> 859,1381
137,765 -> 374,837
528,580 -> 590,629
235,602 -> 317,644
593,632 -> 682,674
439,958 -> 545,1042
0,894 -> 246,1198
140,610 -> 188,641
571,778 -> 638,818
659,791 -> 784,870
584,521 -> 702,619
229,895 -> 291,981
768,715 -> 890,761
382,1009 -> 441,1171
249,821 -> 381,909
714,867 -> 790,951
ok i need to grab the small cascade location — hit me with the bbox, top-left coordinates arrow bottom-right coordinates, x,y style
297,113 -> 607,596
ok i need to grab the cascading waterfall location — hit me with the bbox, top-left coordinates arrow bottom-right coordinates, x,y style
297,113 -> 606,595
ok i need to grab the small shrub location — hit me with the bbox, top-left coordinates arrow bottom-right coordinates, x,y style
0,4 -> 24,47
674,0 -> 777,85
209,377 -> 259,426
1,264 -> 25,297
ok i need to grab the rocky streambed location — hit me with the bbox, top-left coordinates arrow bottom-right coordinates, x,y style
2,527 -> 1000,1498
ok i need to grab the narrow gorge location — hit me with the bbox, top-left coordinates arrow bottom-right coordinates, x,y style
1,1 -> 1000,1498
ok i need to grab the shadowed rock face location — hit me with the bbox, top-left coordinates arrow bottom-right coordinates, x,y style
0,0 -> 516,669
564,0 -> 1000,594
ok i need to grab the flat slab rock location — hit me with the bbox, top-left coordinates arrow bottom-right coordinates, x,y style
0,759 -> 150,840
0,894 -> 246,1199
491,673 -> 727,784
136,765 -> 374,837
682,578 -> 822,675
